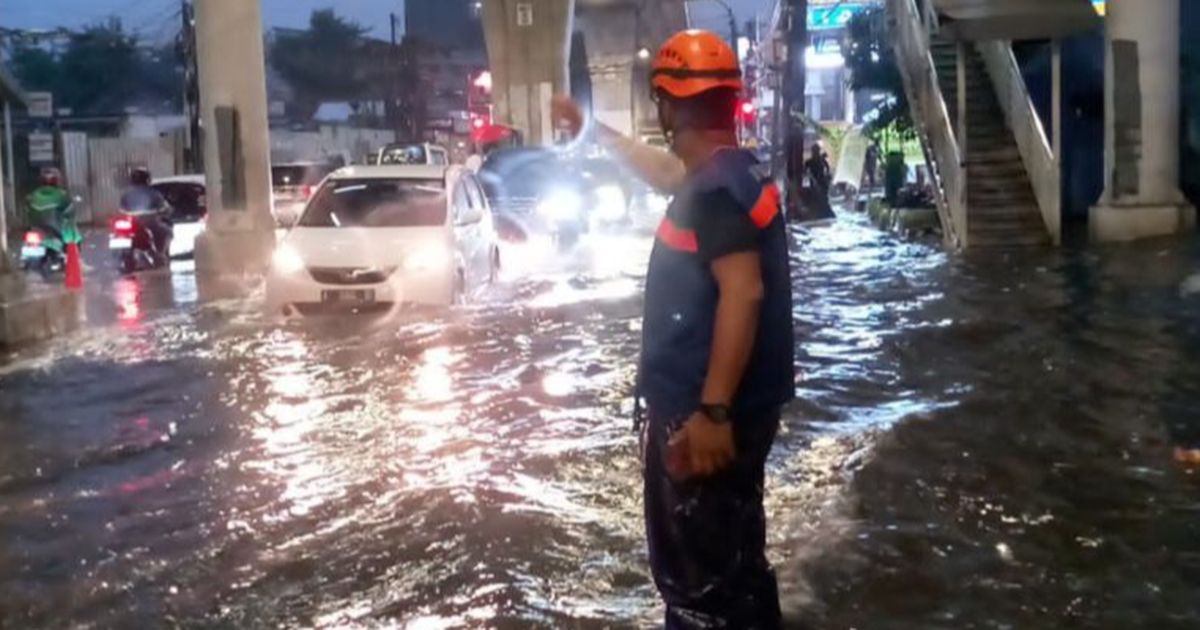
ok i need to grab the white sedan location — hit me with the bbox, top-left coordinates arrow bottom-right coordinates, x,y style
154,175 -> 207,258
265,164 -> 500,316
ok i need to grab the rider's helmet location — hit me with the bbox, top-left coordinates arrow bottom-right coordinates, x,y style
130,166 -> 152,187
40,167 -> 63,187
650,30 -> 743,99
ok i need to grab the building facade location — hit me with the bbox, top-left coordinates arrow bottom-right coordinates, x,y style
405,0 -> 488,156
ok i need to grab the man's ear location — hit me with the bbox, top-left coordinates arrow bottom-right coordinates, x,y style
656,97 -> 674,132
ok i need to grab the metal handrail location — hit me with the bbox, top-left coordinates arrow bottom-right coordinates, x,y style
888,0 -> 967,247
977,40 -> 1061,244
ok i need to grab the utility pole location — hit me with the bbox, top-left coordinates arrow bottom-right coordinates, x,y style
179,0 -> 201,173
720,0 -> 739,46
689,0 -> 738,44
782,0 -> 807,218
389,12 -> 401,138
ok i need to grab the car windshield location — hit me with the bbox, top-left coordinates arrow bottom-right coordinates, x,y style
153,182 -> 206,222
299,178 -> 446,228
379,145 -> 428,165
479,147 -> 570,200
272,165 -> 327,188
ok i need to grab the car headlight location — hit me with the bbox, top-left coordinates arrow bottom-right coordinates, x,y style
272,244 -> 306,274
594,184 -> 627,221
404,246 -> 451,271
537,188 -> 584,222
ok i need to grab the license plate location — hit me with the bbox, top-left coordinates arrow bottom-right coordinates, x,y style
321,289 -> 376,304
109,237 -> 132,250
21,246 -> 45,259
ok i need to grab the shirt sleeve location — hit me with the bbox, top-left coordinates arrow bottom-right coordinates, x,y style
691,188 -> 759,262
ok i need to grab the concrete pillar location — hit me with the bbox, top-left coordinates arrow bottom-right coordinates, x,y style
3,101 -> 14,236
0,102 -> 8,257
1091,0 -> 1196,242
192,0 -> 275,282
482,0 -> 574,145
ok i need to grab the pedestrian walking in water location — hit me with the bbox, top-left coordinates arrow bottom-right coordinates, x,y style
805,143 -> 833,213
556,29 -> 795,628
864,141 -> 881,190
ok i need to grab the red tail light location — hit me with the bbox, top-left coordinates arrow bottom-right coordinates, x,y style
112,217 -> 134,234
24,231 -> 42,246
302,184 -> 315,200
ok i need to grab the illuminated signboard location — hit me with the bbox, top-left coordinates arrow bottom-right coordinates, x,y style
808,3 -> 870,31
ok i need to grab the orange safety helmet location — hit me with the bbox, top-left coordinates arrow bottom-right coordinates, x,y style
651,30 -> 743,99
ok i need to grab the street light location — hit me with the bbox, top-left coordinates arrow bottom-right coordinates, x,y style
637,47 -> 652,61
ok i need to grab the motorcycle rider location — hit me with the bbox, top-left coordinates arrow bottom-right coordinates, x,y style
119,167 -> 172,263
26,167 -> 72,245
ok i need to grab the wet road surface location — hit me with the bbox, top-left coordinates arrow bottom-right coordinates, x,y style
2,215 -> 1199,628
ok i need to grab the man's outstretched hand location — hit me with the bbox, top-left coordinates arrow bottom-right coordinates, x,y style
551,95 -> 584,140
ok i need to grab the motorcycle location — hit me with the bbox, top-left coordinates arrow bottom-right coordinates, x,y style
19,227 -> 65,274
110,211 -> 172,274
20,198 -> 80,277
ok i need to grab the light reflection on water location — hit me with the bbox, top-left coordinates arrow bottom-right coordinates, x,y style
1,217 -> 1199,628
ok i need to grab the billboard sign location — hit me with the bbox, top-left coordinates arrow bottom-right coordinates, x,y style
28,132 -> 55,163
808,3 -> 870,31
27,92 -> 54,118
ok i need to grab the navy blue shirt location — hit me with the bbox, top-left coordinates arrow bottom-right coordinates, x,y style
639,149 -> 795,420
119,185 -> 168,213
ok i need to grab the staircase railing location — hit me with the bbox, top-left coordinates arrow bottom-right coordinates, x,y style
888,0 -> 966,247
977,40 -> 1062,244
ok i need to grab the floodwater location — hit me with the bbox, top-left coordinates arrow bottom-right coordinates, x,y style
1,214 -> 1199,629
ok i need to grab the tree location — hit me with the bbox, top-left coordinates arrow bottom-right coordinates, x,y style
270,10 -> 371,120
10,45 -> 60,94
57,21 -> 142,114
843,7 -> 914,140
135,45 -> 185,113
10,21 -> 178,116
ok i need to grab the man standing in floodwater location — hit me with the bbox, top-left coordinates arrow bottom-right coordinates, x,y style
555,28 -> 795,628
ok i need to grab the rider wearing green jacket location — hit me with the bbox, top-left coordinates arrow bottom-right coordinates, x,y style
26,168 -> 80,246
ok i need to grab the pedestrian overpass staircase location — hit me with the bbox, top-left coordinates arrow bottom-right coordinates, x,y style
887,0 -> 1100,248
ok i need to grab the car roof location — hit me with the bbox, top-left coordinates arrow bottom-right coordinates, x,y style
379,142 -> 444,150
330,164 -> 449,180
153,174 -> 205,185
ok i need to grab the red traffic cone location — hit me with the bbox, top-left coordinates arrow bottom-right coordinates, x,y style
64,242 -> 83,290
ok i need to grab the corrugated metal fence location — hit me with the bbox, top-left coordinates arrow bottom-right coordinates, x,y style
60,132 -> 90,223
87,137 -> 180,224
60,126 -> 395,225
60,134 -> 181,225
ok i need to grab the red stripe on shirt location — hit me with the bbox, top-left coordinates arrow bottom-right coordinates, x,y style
748,183 -> 781,229
655,218 -> 699,253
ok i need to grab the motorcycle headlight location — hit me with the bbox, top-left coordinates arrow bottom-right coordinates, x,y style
594,184 -> 627,221
272,244 -> 306,275
537,188 -> 584,222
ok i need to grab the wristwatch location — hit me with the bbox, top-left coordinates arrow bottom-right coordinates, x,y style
699,403 -> 732,424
